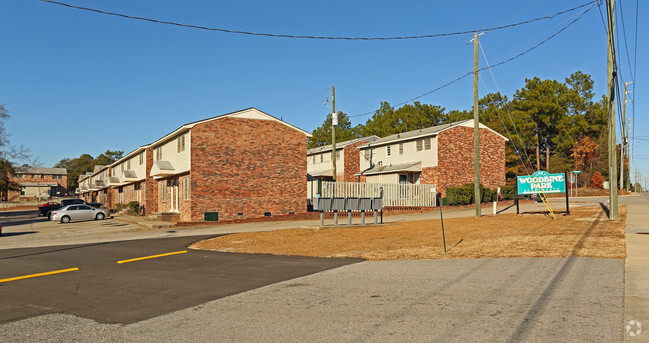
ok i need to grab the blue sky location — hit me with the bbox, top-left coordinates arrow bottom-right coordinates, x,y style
1,1 -> 646,182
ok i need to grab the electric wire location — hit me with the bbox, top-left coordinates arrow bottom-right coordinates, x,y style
597,0 -> 609,34
41,0 -> 596,41
493,3 -> 595,63
478,74 -> 534,177
617,0 -> 634,81
349,1 -> 596,118
631,0 -> 639,172
478,42 -> 536,175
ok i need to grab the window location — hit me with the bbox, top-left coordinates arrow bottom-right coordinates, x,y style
127,160 -> 131,170
424,138 -> 431,150
41,174 -> 45,179
20,187 -> 26,196
161,181 -> 167,201
31,174 -> 35,179
320,154 -> 323,163
399,143 -> 404,155
416,139 -> 423,151
156,147 -> 162,161
139,153 -> 144,165
177,134 -> 186,152
183,177 -> 190,200
387,146 -> 391,156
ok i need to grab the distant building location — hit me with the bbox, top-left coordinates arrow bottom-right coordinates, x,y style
9,167 -> 68,200
307,136 -> 379,182
356,120 -> 507,195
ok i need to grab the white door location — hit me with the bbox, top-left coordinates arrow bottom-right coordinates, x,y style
170,180 -> 179,212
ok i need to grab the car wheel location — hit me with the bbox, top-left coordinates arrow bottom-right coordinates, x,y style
60,216 -> 71,224
47,212 -> 52,220
95,213 -> 105,220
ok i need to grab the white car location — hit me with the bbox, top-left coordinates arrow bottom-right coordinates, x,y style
50,204 -> 110,223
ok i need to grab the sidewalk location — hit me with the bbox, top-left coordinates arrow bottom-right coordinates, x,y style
623,195 -> 649,341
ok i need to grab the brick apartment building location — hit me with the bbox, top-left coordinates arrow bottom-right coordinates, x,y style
8,167 -> 68,200
356,120 -> 507,195
79,108 -> 310,222
307,136 -> 379,182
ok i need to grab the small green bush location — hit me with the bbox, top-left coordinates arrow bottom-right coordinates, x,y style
115,203 -> 125,212
126,201 -> 141,215
446,183 -> 503,206
446,185 -> 473,206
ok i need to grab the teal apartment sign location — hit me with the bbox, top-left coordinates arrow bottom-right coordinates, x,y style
517,171 -> 567,195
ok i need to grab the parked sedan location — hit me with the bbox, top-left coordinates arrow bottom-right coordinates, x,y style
50,205 -> 111,223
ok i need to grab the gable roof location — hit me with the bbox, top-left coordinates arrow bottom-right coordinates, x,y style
16,167 -> 67,175
148,108 -> 311,149
307,136 -> 380,155
357,120 -> 507,149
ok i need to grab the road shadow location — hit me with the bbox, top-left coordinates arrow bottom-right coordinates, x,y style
507,209 -> 606,342
1,217 -> 49,227
497,204 -> 515,214
598,202 -> 610,217
0,231 -> 37,237
0,242 -> 111,260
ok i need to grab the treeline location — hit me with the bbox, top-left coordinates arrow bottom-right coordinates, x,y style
308,71 -> 626,186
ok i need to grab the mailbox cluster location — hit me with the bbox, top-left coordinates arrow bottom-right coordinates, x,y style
313,197 -> 383,226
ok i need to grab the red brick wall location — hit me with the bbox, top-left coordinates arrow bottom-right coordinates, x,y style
342,140 -> 372,182
436,126 -> 506,195
190,118 -> 307,222
421,167 -> 437,185
143,147 -> 157,215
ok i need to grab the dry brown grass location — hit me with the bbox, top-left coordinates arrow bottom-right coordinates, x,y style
190,205 -> 626,260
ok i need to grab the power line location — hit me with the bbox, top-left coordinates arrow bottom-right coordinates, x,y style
349,1 -> 596,117
478,42 -> 536,175
617,0 -> 634,81
42,0 -> 596,41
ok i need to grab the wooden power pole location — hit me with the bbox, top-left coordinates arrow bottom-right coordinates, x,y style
620,81 -> 627,190
606,0 -> 618,219
331,86 -> 337,181
473,32 -> 481,218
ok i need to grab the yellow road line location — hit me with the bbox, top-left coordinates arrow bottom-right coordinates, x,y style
0,267 -> 79,283
116,250 -> 188,264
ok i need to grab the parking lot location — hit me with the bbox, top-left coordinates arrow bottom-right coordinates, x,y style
0,210 -> 145,250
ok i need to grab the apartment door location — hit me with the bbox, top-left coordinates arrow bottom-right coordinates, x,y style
169,179 -> 179,212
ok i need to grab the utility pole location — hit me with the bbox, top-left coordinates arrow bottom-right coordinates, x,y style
606,0 -> 618,219
331,85 -> 337,181
473,32 -> 481,218
620,81 -> 627,190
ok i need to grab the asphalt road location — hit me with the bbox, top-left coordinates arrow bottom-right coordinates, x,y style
0,235 -> 360,324
0,257 -> 623,342
0,197 -> 630,342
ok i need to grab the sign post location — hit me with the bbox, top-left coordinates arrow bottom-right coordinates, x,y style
564,170 -> 570,215
572,171 -> 581,198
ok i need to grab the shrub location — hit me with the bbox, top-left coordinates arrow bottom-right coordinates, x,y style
592,172 -> 605,189
446,185 -> 473,206
126,201 -> 141,215
446,183 -> 499,206
115,203 -> 125,212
